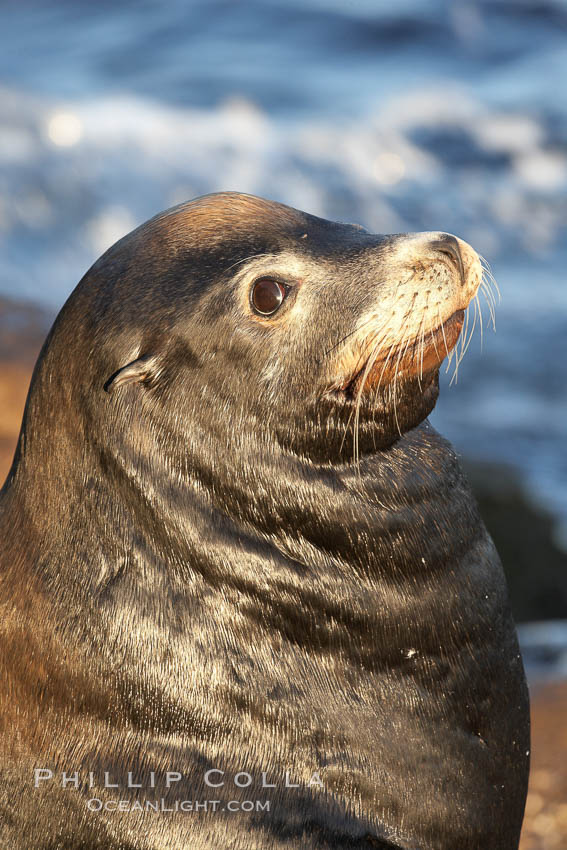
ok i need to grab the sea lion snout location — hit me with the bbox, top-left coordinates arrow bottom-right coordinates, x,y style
389,230 -> 483,308
328,229 -> 484,402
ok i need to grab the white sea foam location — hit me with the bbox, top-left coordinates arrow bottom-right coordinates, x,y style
0,83 -> 564,307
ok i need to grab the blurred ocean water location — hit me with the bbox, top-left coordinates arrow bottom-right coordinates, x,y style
0,0 -> 566,535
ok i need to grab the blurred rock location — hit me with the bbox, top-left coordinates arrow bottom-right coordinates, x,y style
464,460 -> 567,624
0,295 -> 51,364
0,296 -> 51,481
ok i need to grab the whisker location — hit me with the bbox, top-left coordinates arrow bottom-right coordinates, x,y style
391,327 -> 410,436
461,300 -> 475,359
450,303 -> 468,385
399,323 -> 414,372
450,297 -> 478,385
419,319 -> 426,381
224,252 -> 271,274
339,317 -> 390,456
479,255 -> 501,302
319,314 -> 378,362
410,309 -> 427,386
429,327 -> 441,361
476,293 -> 484,352
480,269 -> 498,319
451,309 -> 466,384
481,277 -> 497,308
353,338 -> 386,466
356,336 -> 399,460
438,307 -> 451,359
337,314 -> 395,460
487,278 -> 499,319
480,281 -> 496,330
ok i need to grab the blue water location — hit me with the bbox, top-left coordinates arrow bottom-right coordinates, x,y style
0,0 -> 566,538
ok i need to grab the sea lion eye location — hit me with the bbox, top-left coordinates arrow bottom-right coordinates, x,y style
251,278 -> 287,316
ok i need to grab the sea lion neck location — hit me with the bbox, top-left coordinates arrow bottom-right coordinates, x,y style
3,378 -> 456,600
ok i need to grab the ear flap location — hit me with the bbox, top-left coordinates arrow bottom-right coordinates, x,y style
104,354 -> 160,394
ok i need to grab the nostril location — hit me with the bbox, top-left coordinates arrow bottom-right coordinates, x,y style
429,235 -> 465,287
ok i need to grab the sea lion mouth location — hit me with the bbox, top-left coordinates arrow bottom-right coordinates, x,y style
332,309 -> 465,399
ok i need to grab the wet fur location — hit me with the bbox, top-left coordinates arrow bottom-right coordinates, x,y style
0,193 -> 529,849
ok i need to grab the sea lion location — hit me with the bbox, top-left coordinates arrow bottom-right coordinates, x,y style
0,192 -> 529,849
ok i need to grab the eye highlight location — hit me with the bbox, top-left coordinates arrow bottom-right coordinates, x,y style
250,278 -> 288,316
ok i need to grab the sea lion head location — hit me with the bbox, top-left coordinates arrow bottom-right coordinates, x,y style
104,192 -> 483,458
12,192 -> 487,492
